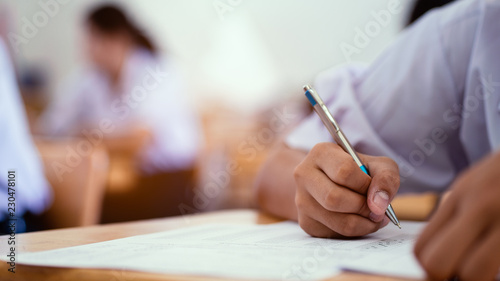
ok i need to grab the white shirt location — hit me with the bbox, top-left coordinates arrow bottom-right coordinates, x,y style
40,48 -> 201,173
0,39 -> 52,220
287,0 -> 500,194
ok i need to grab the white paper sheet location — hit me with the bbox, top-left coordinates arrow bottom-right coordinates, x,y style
13,221 -> 427,280
340,221 -> 426,279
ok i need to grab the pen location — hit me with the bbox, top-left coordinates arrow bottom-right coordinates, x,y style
303,84 -> 401,229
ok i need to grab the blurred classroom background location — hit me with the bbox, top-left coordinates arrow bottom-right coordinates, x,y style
0,0 -> 416,229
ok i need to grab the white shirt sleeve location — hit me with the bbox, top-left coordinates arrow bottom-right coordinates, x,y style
37,68 -> 97,136
286,0 -> 482,194
137,57 -> 202,172
0,39 -> 52,220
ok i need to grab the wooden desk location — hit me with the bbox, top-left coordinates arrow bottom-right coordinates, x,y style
0,209 -> 418,281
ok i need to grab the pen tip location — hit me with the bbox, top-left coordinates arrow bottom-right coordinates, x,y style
397,223 -> 401,229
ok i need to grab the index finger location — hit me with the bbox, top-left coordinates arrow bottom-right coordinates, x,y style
312,143 -> 371,194
301,167 -> 372,216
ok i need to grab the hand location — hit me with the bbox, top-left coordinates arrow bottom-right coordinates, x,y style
294,142 -> 400,238
414,151 -> 500,281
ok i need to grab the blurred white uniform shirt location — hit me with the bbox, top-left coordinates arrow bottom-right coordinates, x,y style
0,39 -> 52,221
41,48 -> 201,173
287,0 -> 500,194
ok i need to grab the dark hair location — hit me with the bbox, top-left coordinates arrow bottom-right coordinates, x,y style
407,0 -> 455,26
86,4 -> 156,54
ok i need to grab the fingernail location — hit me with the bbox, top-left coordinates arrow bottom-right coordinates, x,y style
373,191 -> 390,212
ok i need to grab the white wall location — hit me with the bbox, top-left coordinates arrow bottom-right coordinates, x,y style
1,0 -> 413,112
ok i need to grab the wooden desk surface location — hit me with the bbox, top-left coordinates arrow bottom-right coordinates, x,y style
0,209 -> 419,281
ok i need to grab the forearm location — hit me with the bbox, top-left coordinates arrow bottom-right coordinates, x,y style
253,143 -> 306,221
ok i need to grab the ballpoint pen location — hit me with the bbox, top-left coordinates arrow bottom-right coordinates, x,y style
303,84 -> 401,229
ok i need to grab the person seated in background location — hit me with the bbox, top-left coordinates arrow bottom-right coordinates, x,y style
38,5 -> 202,222
0,38 -> 52,234
254,0 -> 500,280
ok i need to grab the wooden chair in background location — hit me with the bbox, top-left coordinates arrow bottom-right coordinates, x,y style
35,138 -> 109,229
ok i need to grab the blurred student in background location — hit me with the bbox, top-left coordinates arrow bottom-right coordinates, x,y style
0,38 -> 52,234
39,5 -> 201,222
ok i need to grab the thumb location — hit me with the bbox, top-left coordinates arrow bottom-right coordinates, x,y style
364,156 -> 400,219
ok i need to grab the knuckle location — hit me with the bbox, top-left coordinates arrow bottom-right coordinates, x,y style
302,227 -> 322,238
323,189 -> 340,211
294,192 -> 306,210
311,142 -> 329,156
293,162 -> 310,184
380,172 -> 400,189
339,217 -> 357,237
380,156 -> 398,168
312,142 -> 341,157
377,157 -> 400,178
297,215 -> 323,238
293,164 -> 304,181
314,142 -> 328,150
297,215 -> 310,233
332,164 -> 353,183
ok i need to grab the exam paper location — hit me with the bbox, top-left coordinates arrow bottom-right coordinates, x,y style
15,221 -> 427,280
340,221 -> 426,279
